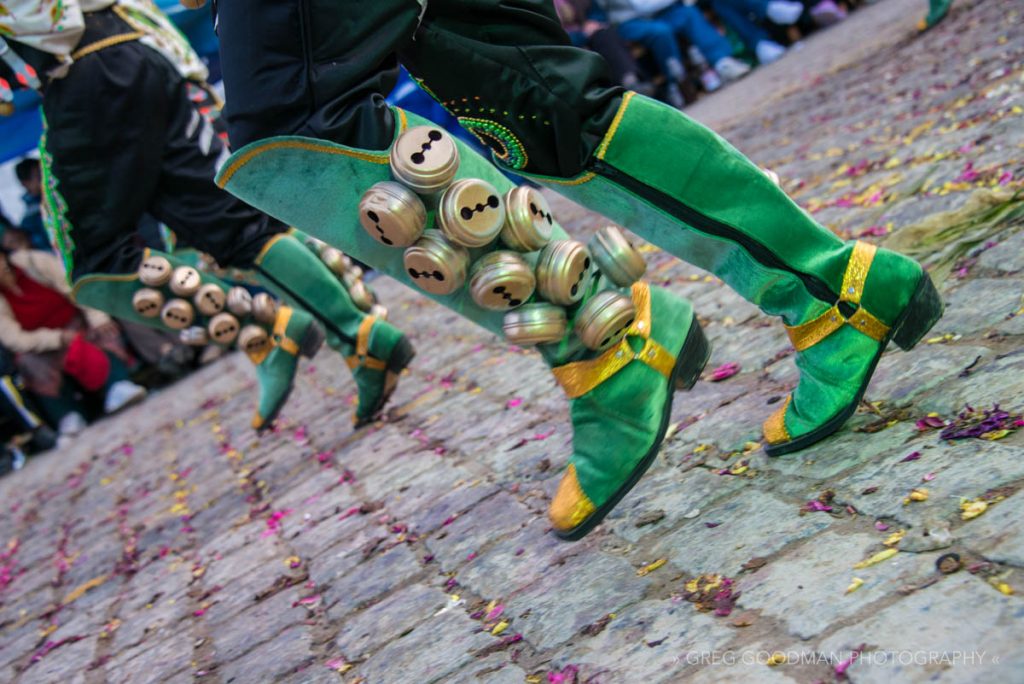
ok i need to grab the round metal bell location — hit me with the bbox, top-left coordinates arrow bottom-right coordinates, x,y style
193,283 -> 227,316
369,303 -> 389,320
138,255 -> 173,287
160,299 -> 195,330
502,186 -> 556,252
132,288 -> 164,318
131,288 -> 164,321
588,225 -> 646,288
180,326 -> 209,346
438,179 -> 504,248
763,168 -> 781,186
344,265 -> 364,285
348,279 -> 375,312
502,303 -> 567,346
402,231 -> 469,296
226,287 -> 253,317
168,266 -> 202,297
535,240 -> 593,306
237,325 -> 270,356
358,181 -> 427,247
251,292 -> 278,326
468,251 -> 536,311
389,126 -> 460,195
318,246 -> 351,278
574,290 -> 637,352
207,312 -> 241,345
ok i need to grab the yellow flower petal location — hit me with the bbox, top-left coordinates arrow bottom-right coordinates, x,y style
845,577 -> 865,594
854,548 -> 899,568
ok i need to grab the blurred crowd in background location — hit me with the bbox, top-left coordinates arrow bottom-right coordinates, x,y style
0,0 -> 866,473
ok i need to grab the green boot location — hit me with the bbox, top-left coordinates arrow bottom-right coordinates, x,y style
513,93 -> 944,456
71,249 -> 324,430
920,0 -> 953,30
252,231 -> 415,426
217,108 -> 709,539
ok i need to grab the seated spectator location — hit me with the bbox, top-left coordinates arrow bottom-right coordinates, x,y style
14,158 -> 53,252
0,344 -> 57,457
554,0 -> 657,96
710,0 -> 803,64
0,247 -> 146,438
599,0 -> 751,108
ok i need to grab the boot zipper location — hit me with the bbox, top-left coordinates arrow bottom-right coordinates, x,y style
592,160 -> 840,305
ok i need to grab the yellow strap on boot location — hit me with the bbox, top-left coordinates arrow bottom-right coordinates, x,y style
784,241 -> 891,352
551,282 -> 676,399
345,316 -> 387,371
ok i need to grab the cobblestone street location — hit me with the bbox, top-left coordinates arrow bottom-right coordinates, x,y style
1,0 -> 1023,681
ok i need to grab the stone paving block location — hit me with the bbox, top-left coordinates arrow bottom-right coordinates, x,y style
933,279 -> 1024,336
977,231 -> 1024,274
425,492 -> 536,571
547,599 -> 736,683
217,624 -> 317,683
456,519 -> 585,600
960,491 -> 1024,566
508,553 -> 649,649
866,344 -> 996,415
324,543 -> 424,618
305,519 -> 391,588
354,610 -> 493,684
209,583 -> 308,664
738,530 -> 942,639
106,635 -> 194,684
944,348 -> 1024,412
838,441 -> 1024,525
817,575 -> 1024,684
651,490 -> 835,574
20,635 -> 94,684
604,464 -> 749,543
757,419 -> 918,483
683,641 -> 803,684
334,583 -> 448,659
449,660 -> 528,684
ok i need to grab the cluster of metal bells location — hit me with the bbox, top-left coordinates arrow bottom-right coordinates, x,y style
300,235 -> 388,320
359,125 -> 649,353
133,255 -> 275,354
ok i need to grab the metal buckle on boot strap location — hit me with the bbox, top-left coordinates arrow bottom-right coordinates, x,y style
551,282 -> 675,399
784,241 -> 890,351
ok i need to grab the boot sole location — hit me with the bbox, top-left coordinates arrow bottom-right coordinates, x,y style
555,318 -> 711,541
765,273 -> 944,456
255,322 -> 326,433
353,336 -> 417,428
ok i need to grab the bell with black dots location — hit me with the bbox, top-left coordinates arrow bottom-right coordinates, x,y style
237,325 -> 270,355
468,251 -> 536,311
389,126 -> 460,196
535,240 -> 593,306
502,303 -> 568,346
193,283 -> 227,316
358,181 -> 427,247
588,225 -> 647,288
208,312 -> 242,345
169,266 -> 202,297
138,255 -> 173,287
132,288 -> 164,318
502,186 -> 556,252
160,299 -> 195,330
574,290 -> 637,351
438,178 -> 505,248
402,230 -> 469,296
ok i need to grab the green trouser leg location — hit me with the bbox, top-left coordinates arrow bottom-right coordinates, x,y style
71,249 -> 324,430
217,107 -> 711,539
511,93 -> 943,455
252,231 -> 415,426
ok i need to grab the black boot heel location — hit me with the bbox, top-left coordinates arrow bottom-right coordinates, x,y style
386,336 -> 417,374
892,273 -> 944,351
675,318 -> 712,391
299,321 -> 327,358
